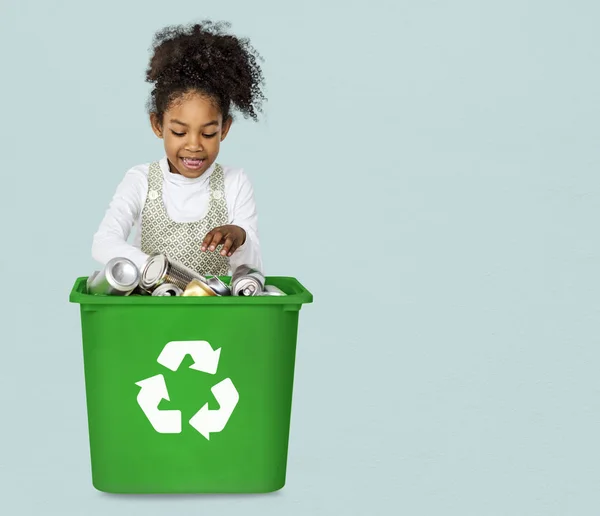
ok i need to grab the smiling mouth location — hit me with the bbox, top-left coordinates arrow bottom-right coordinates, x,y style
181,157 -> 205,170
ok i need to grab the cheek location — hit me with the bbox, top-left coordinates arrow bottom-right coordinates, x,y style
207,138 -> 221,154
164,137 -> 181,153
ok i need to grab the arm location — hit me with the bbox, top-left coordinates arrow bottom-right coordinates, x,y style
201,168 -> 264,274
229,169 -> 263,273
91,168 -> 150,271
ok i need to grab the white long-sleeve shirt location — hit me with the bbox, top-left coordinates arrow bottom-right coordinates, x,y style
92,157 -> 262,274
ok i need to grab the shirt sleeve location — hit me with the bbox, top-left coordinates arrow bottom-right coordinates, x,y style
228,168 -> 264,275
91,168 -> 150,271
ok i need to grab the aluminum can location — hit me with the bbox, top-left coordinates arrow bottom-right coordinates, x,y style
182,278 -> 217,297
86,271 -> 99,291
231,265 -> 265,296
258,285 -> 286,296
131,285 -> 151,296
140,254 -> 204,293
204,276 -> 231,296
87,257 -> 140,296
151,283 -> 183,297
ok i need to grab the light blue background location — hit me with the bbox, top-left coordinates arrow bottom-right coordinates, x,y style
1,0 -> 599,514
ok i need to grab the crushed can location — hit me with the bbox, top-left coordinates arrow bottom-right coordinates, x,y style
87,257 -> 140,296
231,264 -> 265,296
203,276 -> 231,296
182,278 -> 217,297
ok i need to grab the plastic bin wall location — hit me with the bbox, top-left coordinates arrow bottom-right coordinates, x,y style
69,276 -> 313,494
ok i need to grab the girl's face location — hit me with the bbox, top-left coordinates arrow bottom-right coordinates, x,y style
150,91 -> 232,179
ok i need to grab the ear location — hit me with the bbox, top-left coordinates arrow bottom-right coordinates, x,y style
150,113 -> 163,138
220,116 -> 233,141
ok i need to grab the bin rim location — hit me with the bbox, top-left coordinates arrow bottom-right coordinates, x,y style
69,275 -> 313,306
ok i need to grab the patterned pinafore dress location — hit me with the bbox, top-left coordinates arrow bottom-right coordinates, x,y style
140,161 -> 230,276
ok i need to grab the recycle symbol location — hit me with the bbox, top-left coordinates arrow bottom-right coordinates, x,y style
135,340 -> 239,440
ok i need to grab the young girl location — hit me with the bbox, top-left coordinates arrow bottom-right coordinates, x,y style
92,21 -> 266,277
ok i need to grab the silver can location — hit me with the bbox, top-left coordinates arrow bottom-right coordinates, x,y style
258,285 -> 286,296
151,283 -> 183,297
86,271 -> 99,291
204,276 -> 231,296
140,254 -> 204,293
182,278 -> 217,297
131,285 -> 151,296
231,264 -> 265,296
87,257 -> 140,296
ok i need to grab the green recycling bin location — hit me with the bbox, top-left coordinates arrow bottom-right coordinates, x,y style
69,275 -> 313,494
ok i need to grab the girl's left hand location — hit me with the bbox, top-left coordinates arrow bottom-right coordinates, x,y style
201,225 -> 247,257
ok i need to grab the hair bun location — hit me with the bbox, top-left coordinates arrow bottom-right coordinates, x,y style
145,21 -> 266,122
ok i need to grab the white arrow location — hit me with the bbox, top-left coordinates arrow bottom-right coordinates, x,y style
189,378 -> 239,440
135,374 -> 181,433
157,340 -> 221,375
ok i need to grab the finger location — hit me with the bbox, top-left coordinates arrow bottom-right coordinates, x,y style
220,235 -> 235,256
225,232 -> 245,257
201,229 -> 218,251
208,231 -> 224,251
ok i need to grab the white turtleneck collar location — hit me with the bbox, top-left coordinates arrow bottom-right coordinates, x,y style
158,156 -> 216,186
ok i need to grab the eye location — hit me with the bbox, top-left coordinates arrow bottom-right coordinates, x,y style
203,133 -> 218,138
171,130 -> 185,137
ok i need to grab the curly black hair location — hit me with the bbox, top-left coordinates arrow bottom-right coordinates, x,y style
146,20 -> 266,124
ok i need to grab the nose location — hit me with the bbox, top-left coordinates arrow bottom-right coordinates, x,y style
185,134 -> 203,152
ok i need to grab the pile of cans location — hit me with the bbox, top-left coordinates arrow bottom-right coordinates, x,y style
86,254 -> 286,298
